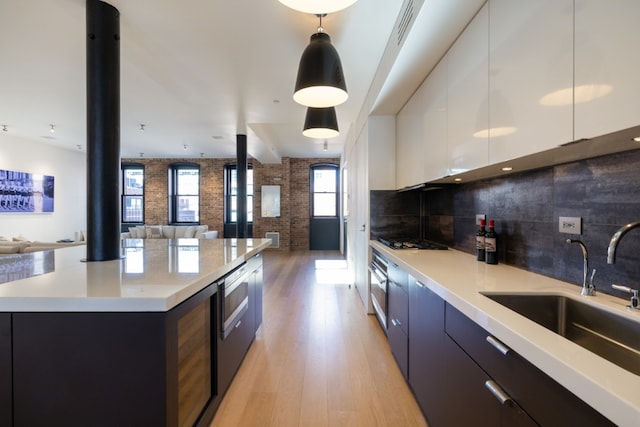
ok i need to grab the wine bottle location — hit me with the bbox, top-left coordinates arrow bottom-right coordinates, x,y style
476,219 -> 486,261
485,219 -> 498,265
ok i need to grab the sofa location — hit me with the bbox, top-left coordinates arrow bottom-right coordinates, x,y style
121,225 -> 218,240
0,238 -> 86,255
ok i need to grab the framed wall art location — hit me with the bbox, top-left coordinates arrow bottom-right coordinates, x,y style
0,168 -> 54,213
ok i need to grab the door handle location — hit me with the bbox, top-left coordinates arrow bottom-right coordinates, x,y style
359,224 -> 366,232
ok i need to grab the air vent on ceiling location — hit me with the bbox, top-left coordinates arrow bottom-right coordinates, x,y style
397,0 -> 415,46
265,232 -> 280,248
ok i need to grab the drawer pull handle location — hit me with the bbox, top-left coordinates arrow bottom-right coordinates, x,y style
415,281 -> 426,288
235,320 -> 242,329
391,318 -> 401,327
486,335 -> 510,356
485,380 -> 512,405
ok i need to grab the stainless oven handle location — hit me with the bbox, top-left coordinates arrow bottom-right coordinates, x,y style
225,271 -> 250,295
368,265 -> 386,285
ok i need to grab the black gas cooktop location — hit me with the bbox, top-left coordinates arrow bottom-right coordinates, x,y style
378,238 -> 448,250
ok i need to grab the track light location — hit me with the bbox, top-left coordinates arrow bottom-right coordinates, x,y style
294,15 -> 347,108
49,124 -> 55,133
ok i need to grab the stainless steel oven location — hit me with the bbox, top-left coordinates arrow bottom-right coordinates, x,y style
369,250 -> 388,330
218,263 -> 250,340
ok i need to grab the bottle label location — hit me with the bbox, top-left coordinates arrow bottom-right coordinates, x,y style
476,236 -> 485,250
485,237 -> 496,253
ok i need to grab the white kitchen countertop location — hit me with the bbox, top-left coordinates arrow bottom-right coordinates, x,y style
0,238 -> 271,312
370,241 -> 640,427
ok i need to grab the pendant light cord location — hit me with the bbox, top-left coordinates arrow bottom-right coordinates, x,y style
316,13 -> 326,33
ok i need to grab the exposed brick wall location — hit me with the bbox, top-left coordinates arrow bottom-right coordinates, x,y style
122,156 -> 339,252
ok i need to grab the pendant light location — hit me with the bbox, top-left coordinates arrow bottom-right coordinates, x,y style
278,0 -> 358,14
294,15 -> 348,108
303,107 -> 339,138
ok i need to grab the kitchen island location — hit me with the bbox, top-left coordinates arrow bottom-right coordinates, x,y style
371,241 -> 640,427
0,238 -> 270,427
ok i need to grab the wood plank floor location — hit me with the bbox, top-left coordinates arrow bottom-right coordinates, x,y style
210,251 -> 428,427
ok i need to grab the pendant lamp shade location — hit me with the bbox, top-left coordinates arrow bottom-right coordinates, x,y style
294,32 -> 348,108
278,0 -> 358,14
303,107 -> 339,139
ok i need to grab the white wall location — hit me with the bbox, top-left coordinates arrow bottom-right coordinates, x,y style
0,134 -> 86,241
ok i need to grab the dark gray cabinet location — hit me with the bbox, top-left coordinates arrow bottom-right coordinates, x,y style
407,276 -> 447,426
11,284 -> 218,427
445,303 -> 614,427
0,314 -> 11,427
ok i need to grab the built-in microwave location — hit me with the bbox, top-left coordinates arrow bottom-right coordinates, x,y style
218,264 -> 250,340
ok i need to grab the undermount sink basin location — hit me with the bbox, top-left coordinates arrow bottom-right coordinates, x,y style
482,293 -> 640,375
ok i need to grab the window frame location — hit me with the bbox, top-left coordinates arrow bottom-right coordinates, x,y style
168,162 -> 201,225
121,162 -> 145,224
310,163 -> 339,218
224,163 -> 254,224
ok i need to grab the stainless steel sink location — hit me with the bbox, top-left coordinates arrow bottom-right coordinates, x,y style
482,293 -> 640,375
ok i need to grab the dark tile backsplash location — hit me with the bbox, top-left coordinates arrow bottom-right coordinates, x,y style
370,148 -> 640,298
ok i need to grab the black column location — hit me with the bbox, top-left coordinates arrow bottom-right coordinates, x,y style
86,0 -> 121,261
236,134 -> 248,238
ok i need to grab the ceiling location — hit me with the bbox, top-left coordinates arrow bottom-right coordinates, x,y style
0,0 -> 485,163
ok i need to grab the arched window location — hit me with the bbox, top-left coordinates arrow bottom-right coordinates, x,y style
311,164 -> 339,218
169,162 -> 200,224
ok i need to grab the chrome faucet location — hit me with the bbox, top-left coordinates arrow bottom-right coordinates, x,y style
607,221 -> 640,264
566,239 -> 596,296
607,221 -> 640,310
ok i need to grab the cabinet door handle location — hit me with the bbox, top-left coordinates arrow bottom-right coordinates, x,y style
415,280 -> 426,289
486,335 -> 511,356
391,318 -> 400,327
484,380 -> 512,405
235,320 -> 242,329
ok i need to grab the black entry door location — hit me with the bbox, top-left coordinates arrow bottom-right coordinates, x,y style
310,164 -> 340,250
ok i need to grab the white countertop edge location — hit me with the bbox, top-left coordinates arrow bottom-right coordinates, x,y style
370,241 -> 640,427
0,239 -> 272,313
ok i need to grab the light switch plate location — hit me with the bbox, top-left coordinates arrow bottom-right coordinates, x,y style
476,214 -> 486,225
559,216 -> 582,235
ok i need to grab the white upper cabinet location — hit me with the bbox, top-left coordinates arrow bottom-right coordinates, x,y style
488,0 -> 573,164
368,115 -> 397,190
447,3 -> 489,176
396,83 -> 425,189
423,56 -> 448,183
574,0 -> 640,140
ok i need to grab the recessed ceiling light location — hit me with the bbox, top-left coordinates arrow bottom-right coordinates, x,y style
212,136 -> 223,140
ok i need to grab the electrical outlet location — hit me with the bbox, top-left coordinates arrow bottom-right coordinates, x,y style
559,216 -> 582,235
476,214 -> 486,225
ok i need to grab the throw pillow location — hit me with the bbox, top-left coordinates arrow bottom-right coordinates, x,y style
12,235 -> 29,242
194,226 -> 208,238
184,226 -> 196,238
136,226 -> 147,238
0,236 -> 8,241
146,225 -> 163,239
162,226 -> 176,239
